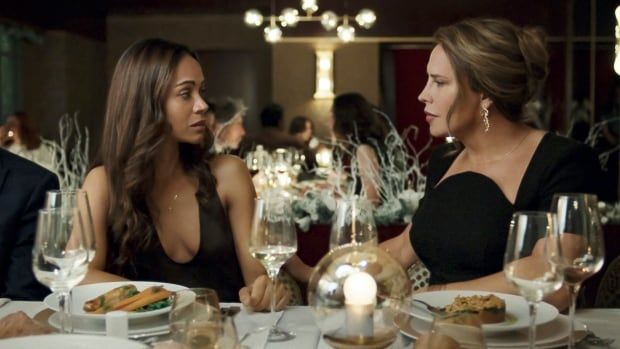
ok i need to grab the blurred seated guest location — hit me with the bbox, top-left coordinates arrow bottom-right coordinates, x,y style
288,115 -> 314,146
330,92 -> 390,205
248,103 -> 303,151
288,115 -> 318,171
1,112 -> 55,172
0,148 -> 59,300
212,97 -> 247,154
80,38 -> 289,311
205,98 -> 217,133
381,18 -> 602,310
0,311 -> 54,338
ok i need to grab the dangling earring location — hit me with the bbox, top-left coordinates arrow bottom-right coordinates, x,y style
481,105 -> 490,132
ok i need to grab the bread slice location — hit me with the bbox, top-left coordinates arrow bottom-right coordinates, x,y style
444,294 -> 506,324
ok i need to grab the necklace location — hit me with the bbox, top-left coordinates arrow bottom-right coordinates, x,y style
467,131 -> 530,164
167,193 -> 182,212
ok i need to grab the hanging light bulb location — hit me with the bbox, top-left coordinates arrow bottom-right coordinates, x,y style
321,11 -> 338,31
337,23 -> 355,42
264,24 -> 282,43
301,0 -> 319,15
279,8 -> 300,27
355,9 -> 376,29
244,9 -> 264,27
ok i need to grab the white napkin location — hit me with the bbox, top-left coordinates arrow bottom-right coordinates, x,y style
235,309 -> 283,349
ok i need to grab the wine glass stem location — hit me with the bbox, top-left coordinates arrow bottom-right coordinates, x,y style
57,290 -> 72,333
567,283 -> 581,349
527,301 -> 538,349
267,269 -> 279,314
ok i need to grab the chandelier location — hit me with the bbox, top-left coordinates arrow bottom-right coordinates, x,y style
244,0 -> 376,43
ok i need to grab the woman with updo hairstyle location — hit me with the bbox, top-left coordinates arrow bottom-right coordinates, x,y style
80,38 -> 289,311
381,18 -> 602,310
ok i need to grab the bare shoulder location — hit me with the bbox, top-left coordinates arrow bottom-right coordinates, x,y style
209,155 -> 251,183
356,144 -> 377,157
82,166 -> 109,197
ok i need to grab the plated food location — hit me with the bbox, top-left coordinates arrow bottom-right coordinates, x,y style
43,281 -> 187,320
409,290 -> 558,334
444,294 -> 506,324
83,284 -> 172,314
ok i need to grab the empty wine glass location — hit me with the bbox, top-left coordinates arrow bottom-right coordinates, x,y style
330,196 -> 377,250
551,193 -> 605,349
32,208 -> 89,333
503,211 -> 564,349
249,195 -> 298,342
45,189 -> 96,262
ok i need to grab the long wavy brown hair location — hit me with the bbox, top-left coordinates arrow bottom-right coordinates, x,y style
96,38 -> 216,273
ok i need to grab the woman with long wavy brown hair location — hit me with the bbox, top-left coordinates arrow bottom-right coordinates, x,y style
81,38 -> 289,310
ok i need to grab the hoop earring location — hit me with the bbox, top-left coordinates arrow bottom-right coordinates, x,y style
481,106 -> 490,132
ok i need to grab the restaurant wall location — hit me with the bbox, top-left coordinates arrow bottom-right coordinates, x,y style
273,42 -> 380,138
21,31 -> 106,151
106,14 -> 272,133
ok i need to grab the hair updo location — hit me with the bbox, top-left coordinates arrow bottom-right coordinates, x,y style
434,18 -> 548,121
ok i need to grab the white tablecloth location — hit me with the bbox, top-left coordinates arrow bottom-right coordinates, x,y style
1,301 -> 618,348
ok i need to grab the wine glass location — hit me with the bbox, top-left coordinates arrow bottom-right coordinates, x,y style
330,196 -> 377,250
45,189 -> 96,262
169,288 -> 222,345
551,193 -> 605,349
503,211 -> 564,349
32,208 -> 89,333
417,313 -> 486,349
249,196 -> 298,342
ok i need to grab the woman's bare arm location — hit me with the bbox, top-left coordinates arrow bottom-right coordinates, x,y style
79,166 -> 127,284
211,155 -> 289,310
356,145 -> 381,205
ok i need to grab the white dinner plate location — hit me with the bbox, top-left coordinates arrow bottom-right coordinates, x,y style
48,311 -> 170,336
395,313 -> 587,348
409,291 -> 558,334
0,334 -> 148,349
44,281 -> 186,320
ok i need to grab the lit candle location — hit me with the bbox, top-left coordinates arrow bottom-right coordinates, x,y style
343,271 -> 376,337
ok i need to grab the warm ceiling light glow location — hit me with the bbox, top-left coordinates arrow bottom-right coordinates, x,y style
244,9 -> 263,27
615,5 -> 620,75
314,50 -> 334,99
244,0 -> 375,42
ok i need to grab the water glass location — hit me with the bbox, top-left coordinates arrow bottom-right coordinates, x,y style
32,208 -> 89,333
503,211 -> 564,349
416,313 -> 486,349
551,193 -> 605,349
45,189 -> 96,262
170,288 -> 221,344
330,196 -> 377,250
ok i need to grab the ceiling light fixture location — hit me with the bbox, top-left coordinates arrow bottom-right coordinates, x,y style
244,0 -> 376,43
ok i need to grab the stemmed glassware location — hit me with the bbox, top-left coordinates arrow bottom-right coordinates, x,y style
169,288 -> 223,347
45,190 -> 96,262
249,195 -> 298,342
503,211 -> 564,349
551,193 -> 605,349
32,207 -> 89,333
329,196 -> 377,250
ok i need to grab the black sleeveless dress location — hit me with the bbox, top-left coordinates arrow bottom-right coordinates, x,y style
110,190 -> 245,302
410,133 -> 602,285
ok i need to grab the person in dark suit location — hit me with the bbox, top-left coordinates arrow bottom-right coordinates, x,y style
0,148 -> 59,300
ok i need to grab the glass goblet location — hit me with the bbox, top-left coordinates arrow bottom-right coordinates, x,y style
551,193 -> 605,349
